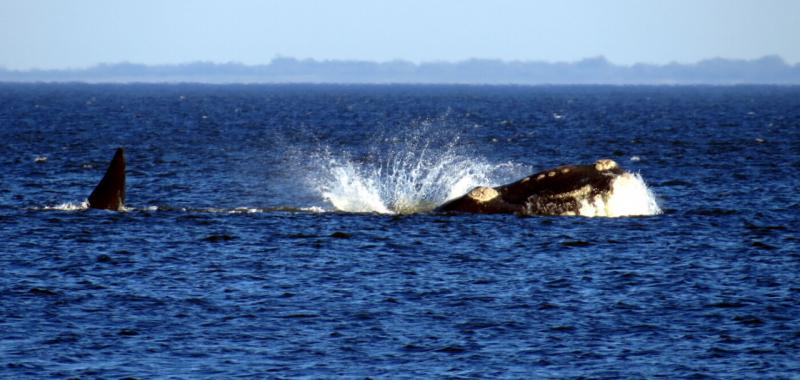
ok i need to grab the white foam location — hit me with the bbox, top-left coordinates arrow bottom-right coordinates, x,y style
577,172 -> 662,217
137,205 -> 326,214
40,201 -> 89,211
36,201 -> 136,212
230,207 -> 260,214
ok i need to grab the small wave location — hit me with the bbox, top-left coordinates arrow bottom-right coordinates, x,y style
143,206 -> 326,214
33,203 -> 324,214
223,206 -> 325,214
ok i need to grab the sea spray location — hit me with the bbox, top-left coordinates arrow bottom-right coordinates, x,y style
604,172 -> 662,217
316,143 -> 503,214
577,172 -> 662,217
311,122 -> 522,214
316,150 -> 662,216
302,120 -> 661,216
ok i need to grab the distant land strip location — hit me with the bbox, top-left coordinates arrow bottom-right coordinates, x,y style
2,56 -> 799,84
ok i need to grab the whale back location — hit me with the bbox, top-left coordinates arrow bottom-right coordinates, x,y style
435,159 -> 624,215
497,160 -> 623,204
88,148 -> 126,211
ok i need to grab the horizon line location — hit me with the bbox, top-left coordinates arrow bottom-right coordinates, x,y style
1,54 -> 797,72
2,55 -> 798,85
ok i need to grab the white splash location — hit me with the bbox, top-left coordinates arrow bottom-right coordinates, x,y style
299,119 -> 662,217
315,139 -> 507,214
321,163 -> 393,213
577,172 -> 662,217
41,201 -> 89,211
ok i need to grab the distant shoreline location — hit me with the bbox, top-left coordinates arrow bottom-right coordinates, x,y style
2,82 -> 799,88
2,56 -> 799,85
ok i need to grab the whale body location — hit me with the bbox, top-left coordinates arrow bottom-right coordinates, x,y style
435,159 -> 648,216
87,148 -> 126,211
80,151 -> 656,216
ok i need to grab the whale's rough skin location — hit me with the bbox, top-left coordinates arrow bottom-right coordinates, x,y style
87,148 -> 126,211
435,159 -> 624,215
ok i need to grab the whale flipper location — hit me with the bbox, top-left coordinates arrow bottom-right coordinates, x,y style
435,159 -> 627,216
88,148 -> 126,211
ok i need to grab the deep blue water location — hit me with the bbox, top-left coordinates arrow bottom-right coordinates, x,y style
1,84 -> 799,378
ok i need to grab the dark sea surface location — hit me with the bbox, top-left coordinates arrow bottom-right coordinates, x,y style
1,83 -> 799,379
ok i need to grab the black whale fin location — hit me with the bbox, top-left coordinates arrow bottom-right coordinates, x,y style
88,148 -> 126,211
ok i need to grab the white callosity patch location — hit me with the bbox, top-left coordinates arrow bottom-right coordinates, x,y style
577,172 -> 661,217
594,158 -> 618,171
467,186 -> 500,203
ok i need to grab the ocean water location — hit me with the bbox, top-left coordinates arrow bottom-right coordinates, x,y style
1,83 -> 799,378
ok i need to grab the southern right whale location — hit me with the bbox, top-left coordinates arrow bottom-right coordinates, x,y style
81,150 -> 655,216
434,159 -> 649,216
87,148 -> 126,211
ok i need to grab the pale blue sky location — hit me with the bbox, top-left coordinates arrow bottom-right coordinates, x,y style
1,0 -> 798,70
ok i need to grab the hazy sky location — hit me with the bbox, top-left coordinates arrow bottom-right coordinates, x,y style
1,0 -> 798,70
